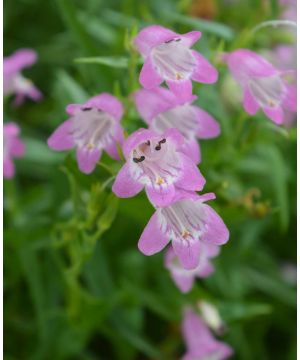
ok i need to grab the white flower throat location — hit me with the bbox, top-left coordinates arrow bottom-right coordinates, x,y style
249,75 -> 285,108
152,104 -> 198,141
151,38 -> 196,80
159,200 -> 206,242
71,107 -> 115,150
131,137 -> 181,187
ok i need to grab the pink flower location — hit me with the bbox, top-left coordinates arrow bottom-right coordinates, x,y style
224,49 -> 297,125
4,49 -> 42,106
137,191 -> 229,270
134,25 -> 218,94
4,122 -> 25,178
182,308 -> 233,360
134,87 -> 220,164
165,243 -> 220,293
112,128 -> 205,207
47,93 -> 124,174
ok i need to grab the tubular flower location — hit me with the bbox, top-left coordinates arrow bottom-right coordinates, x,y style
4,49 -> 42,106
47,93 -> 124,174
165,243 -> 220,293
223,49 -> 297,125
138,191 -> 229,270
134,25 -> 218,94
182,308 -> 233,360
134,87 -> 220,164
112,128 -> 205,207
4,122 -> 25,179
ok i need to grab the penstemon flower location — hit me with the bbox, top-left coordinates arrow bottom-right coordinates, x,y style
138,191 -> 229,270
134,25 -> 218,94
182,308 -> 233,360
4,122 -> 25,179
223,49 -> 297,125
112,128 -> 205,207
165,243 -> 220,293
4,49 -> 42,106
134,87 -> 220,164
47,93 -> 124,174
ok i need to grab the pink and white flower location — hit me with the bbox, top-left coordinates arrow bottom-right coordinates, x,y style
138,191 -> 229,270
223,49 -> 296,125
134,25 -> 218,94
182,308 -> 233,360
4,122 -> 25,179
47,93 -> 124,174
134,87 -> 220,164
4,49 -> 42,106
112,128 -> 205,207
165,243 -> 220,293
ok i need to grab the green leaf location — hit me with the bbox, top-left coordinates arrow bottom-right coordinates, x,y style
75,56 -> 137,68
219,301 -> 272,323
164,13 -> 235,40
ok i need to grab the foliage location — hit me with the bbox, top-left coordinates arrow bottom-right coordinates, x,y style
4,0 -> 296,359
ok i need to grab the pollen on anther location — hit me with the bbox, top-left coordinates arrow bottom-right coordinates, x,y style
182,230 -> 191,239
156,176 -> 165,185
86,143 -> 94,150
176,73 -> 183,80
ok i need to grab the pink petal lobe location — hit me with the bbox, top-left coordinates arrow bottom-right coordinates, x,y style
191,50 -> 218,84
243,87 -> 259,115
193,106 -> 221,138
172,239 -> 201,270
139,57 -> 163,89
176,154 -> 205,191
112,163 -> 143,198
47,120 -> 75,151
146,184 -> 176,207
134,25 -> 177,57
76,147 -> 101,174
263,106 -> 284,125
138,212 -> 170,255
201,204 -> 229,245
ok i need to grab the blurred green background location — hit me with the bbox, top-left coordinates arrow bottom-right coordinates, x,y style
4,0 -> 296,359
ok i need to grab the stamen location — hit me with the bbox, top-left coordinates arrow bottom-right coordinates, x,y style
133,156 -> 145,163
156,176 -> 165,185
82,107 -> 92,111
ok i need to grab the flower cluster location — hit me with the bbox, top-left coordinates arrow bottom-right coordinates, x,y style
45,21 -> 297,358
3,49 -> 41,178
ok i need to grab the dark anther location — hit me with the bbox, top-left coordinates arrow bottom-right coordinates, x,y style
82,107 -> 92,111
133,156 -> 145,163
175,38 -> 181,42
97,109 -> 103,113
165,39 -> 174,44
155,145 -> 161,151
159,138 -> 166,144
146,140 -> 150,146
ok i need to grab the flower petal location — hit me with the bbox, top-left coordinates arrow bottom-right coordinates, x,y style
180,31 -> 202,47
134,87 -> 176,123
176,154 -> 206,191
193,106 -> 221,139
243,87 -> 259,115
201,204 -> 229,245
4,49 -> 37,74
172,239 -> 201,270
263,106 -> 284,125
139,57 -> 163,89
85,93 -> 124,121
76,147 -> 101,174
112,163 -> 143,198
171,271 -> 195,293
138,212 -> 170,255
283,84 -> 297,112
47,120 -> 75,151
10,138 -> 25,157
146,183 -> 176,207
181,138 -> 201,164
134,25 -> 177,57
3,158 -> 15,179
166,79 -> 193,102
191,50 -> 218,84
123,128 -> 157,158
